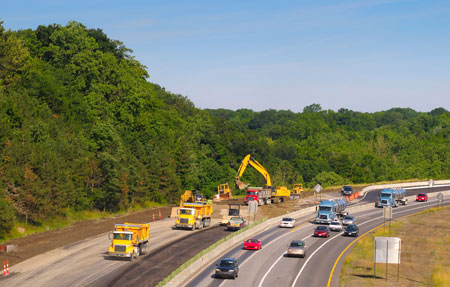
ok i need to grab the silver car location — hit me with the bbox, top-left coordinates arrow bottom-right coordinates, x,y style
329,220 -> 343,232
342,215 -> 356,226
286,240 -> 306,258
279,217 -> 295,228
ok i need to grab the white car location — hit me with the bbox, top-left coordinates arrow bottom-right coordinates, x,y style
279,217 -> 295,228
329,220 -> 343,232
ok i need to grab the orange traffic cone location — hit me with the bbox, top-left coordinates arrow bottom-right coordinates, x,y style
2,261 -> 6,277
158,210 -> 162,220
152,212 -> 155,222
5,260 -> 9,276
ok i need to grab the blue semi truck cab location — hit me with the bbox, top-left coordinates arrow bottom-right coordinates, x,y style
316,199 -> 347,224
375,188 -> 407,208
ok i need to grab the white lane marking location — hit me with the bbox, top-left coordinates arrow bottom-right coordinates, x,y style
218,199 -> 447,287
290,199 -> 450,287
257,235 -> 310,287
218,219 -> 312,287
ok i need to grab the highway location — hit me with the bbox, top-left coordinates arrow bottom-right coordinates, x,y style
186,187 -> 449,287
1,184 -> 447,287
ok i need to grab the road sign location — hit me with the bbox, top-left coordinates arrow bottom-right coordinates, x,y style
437,192 -> 444,202
314,184 -> 322,193
383,206 -> 392,220
374,237 -> 401,264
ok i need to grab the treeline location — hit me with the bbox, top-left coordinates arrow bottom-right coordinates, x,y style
1,21 -> 449,236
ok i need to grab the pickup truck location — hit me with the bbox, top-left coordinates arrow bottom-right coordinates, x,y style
227,216 -> 246,231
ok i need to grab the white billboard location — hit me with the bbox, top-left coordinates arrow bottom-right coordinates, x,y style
374,237 -> 401,264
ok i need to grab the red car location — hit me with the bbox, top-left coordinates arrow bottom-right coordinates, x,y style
314,226 -> 330,238
416,193 -> 428,202
243,239 -> 262,250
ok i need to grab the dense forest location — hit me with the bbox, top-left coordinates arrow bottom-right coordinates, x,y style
1,21 -> 449,236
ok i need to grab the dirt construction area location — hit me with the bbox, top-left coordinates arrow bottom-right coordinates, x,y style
0,192 -> 339,287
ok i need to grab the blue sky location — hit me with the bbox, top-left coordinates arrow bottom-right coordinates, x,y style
3,0 -> 450,112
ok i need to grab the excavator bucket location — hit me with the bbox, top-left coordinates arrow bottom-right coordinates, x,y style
236,179 -> 249,190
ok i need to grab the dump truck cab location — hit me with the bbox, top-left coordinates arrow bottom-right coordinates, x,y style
175,202 -> 212,230
108,223 -> 149,261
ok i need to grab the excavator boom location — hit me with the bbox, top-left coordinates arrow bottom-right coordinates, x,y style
235,154 -> 271,190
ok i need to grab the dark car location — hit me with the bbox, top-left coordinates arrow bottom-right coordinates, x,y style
341,185 -> 354,196
343,224 -> 359,237
215,257 -> 239,279
314,225 -> 330,238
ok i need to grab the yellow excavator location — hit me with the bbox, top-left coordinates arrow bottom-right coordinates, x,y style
179,190 -> 206,207
171,190 -> 207,218
235,154 -> 272,190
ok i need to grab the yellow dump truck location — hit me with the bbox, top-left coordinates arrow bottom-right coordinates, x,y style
175,202 -> 213,230
271,186 -> 291,203
108,223 -> 149,261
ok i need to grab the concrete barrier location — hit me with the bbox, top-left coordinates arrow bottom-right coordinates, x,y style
164,187 -> 450,287
360,180 -> 450,197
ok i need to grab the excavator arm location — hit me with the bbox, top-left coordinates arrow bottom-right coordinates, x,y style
235,154 -> 272,190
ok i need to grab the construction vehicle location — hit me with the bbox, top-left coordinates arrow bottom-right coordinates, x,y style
315,199 -> 347,224
271,186 -> 291,203
220,204 -> 241,225
175,202 -> 213,230
291,183 -> 304,197
375,188 -> 407,208
108,223 -> 149,261
244,186 -> 272,205
235,154 -> 272,190
171,190 -> 206,218
236,154 -> 273,205
179,190 -> 206,207
214,183 -> 232,202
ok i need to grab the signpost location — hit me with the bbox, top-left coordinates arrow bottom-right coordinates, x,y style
437,192 -> 444,209
374,237 -> 401,281
314,184 -> 322,203
383,206 -> 393,235
248,200 -> 258,224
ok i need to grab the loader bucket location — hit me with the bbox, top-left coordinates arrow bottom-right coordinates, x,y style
236,179 -> 249,190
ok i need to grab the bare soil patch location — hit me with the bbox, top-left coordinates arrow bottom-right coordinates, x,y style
0,206 -> 172,266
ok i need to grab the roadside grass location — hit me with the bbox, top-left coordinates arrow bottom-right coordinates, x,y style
156,218 -> 267,287
0,202 -> 167,243
340,205 -> 450,287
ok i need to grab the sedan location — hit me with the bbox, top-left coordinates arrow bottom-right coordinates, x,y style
343,224 -> 359,237
416,193 -> 428,202
280,217 -> 295,228
286,240 -> 306,258
243,239 -> 262,250
342,215 -> 356,226
329,220 -> 343,232
215,257 -> 239,279
314,225 -> 330,238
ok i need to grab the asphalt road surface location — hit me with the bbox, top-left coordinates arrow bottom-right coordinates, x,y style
187,187 -> 449,287
1,185 -> 447,287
